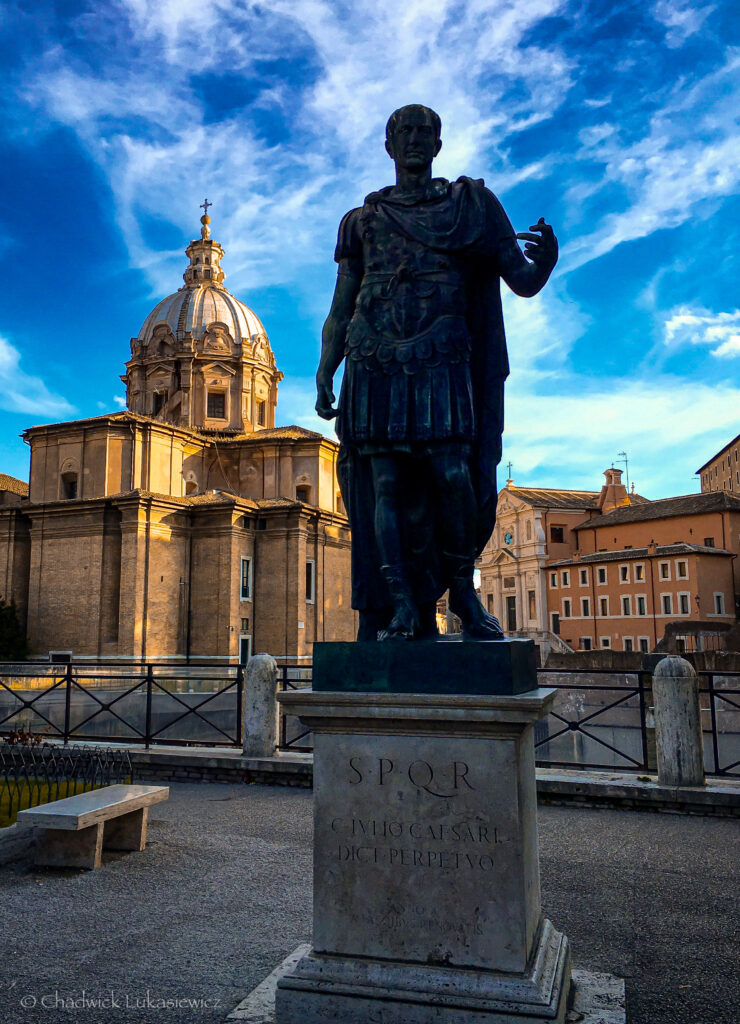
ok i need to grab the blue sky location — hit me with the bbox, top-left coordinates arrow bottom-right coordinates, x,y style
0,0 -> 738,498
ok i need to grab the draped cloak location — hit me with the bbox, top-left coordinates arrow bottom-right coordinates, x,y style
333,176 -> 516,615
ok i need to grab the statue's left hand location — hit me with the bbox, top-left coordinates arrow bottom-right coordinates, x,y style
516,217 -> 558,271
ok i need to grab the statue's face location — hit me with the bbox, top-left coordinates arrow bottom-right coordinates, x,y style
385,108 -> 441,171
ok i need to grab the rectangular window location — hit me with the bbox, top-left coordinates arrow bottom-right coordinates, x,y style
714,592 -> 726,615
239,635 -> 251,665
703,537 -> 715,548
634,563 -> 645,582
624,637 -> 634,652
622,596 -> 631,616
662,594 -> 672,615
638,637 -> 650,653
581,597 -> 591,617
528,590 -> 536,619
561,571 -> 570,587
580,637 -> 592,651
678,593 -> 690,615
240,617 -> 249,632
597,567 -> 607,585
257,399 -> 266,426
240,557 -> 252,600
636,596 -> 646,616
619,565 -> 629,583
600,637 -> 611,649
486,593 -> 494,613
599,597 -> 609,616
306,560 -> 316,603
676,560 -> 688,578
550,572 -> 558,588
579,568 -> 588,586
659,561 -> 670,580
550,525 -> 565,543
207,392 -> 226,418
562,598 -> 572,618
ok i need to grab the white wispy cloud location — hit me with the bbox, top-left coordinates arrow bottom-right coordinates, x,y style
0,335 -> 75,417
664,308 -> 740,358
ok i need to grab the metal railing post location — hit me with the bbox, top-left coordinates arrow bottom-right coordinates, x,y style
63,662 -> 73,746
145,664 -> 154,750
236,663 -> 244,747
638,670 -> 654,772
707,673 -> 721,775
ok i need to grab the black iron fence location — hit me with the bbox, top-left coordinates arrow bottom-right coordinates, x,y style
278,663 -> 313,752
0,662 -> 245,749
0,742 -> 134,827
535,668 -> 739,776
1,661 -> 738,776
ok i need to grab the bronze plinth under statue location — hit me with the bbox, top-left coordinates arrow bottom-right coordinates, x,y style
316,104 -> 558,641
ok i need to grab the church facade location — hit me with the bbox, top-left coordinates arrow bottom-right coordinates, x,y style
0,212 -> 354,661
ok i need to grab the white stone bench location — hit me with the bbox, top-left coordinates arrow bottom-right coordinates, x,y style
17,784 -> 169,870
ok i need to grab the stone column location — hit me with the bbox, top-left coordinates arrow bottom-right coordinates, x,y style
275,651 -> 571,1024
653,656 -> 705,787
242,654 -> 278,757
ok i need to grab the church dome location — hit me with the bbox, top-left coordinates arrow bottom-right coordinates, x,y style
137,283 -> 267,348
124,204 -> 282,434
137,206 -> 268,348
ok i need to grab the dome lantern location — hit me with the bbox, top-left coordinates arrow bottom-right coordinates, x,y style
122,203 -> 283,434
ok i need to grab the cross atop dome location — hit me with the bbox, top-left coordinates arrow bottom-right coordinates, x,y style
200,198 -> 212,240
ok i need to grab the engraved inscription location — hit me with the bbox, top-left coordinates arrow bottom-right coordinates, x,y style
348,756 -> 475,797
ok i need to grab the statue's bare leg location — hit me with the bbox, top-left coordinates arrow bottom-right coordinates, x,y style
429,453 -> 504,639
370,455 -> 421,640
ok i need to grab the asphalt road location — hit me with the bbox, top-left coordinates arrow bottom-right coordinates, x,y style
0,784 -> 737,1024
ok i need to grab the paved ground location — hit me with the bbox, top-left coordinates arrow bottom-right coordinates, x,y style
0,784 -> 737,1024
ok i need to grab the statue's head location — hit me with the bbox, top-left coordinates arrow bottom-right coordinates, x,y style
385,104 -> 442,170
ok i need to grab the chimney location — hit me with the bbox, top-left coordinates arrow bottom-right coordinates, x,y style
598,467 -> 630,512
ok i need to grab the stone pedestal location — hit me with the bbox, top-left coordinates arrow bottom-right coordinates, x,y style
275,645 -> 570,1023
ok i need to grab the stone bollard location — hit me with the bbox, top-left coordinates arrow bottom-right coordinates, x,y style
652,656 -> 705,787
242,654 -> 278,757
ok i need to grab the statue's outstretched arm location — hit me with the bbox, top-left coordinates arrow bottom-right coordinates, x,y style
498,218 -> 558,298
316,259 -> 362,420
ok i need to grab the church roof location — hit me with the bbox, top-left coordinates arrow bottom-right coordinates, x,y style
0,473 -> 29,496
504,485 -> 650,510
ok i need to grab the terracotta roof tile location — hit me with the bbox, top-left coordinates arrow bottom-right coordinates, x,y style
549,542 -> 733,566
573,490 -> 740,529
0,473 -> 29,496
505,486 -> 649,510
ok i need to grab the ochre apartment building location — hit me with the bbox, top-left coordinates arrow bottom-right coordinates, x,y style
0,214 -> 354,662
698,433 -> 740,494
479,466 -> 740,653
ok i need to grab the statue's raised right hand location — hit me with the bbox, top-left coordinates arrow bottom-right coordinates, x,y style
316,376 -> 338,420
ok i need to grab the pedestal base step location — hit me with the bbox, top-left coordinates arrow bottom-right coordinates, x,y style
227,946 -> 626,1024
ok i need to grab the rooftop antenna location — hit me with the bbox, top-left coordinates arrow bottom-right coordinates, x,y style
616,450 -> 630,493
